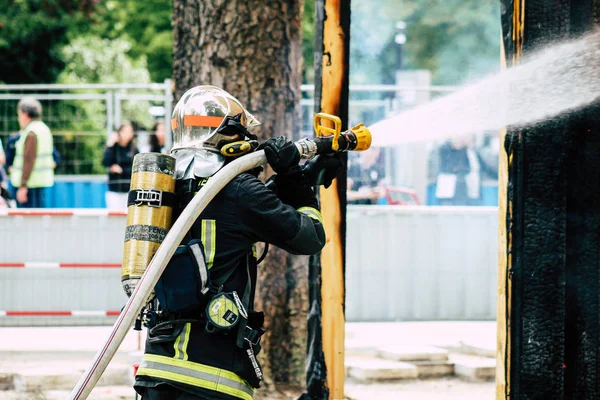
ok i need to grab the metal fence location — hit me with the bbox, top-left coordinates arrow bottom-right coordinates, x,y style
2,82 -> 500,205
0,206 -> 498,326
0,82 -> 173,175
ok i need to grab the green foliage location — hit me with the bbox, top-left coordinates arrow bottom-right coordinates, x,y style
55,36 -> 153,174
0,0 -> 96,83
59,36 -> 151,85
80,0 -> 173,82
302,0 -> 316,83
1,0 -> 499,87
350,0 -> 500,86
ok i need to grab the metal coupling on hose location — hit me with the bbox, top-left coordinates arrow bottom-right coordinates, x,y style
295,138 -> 319,159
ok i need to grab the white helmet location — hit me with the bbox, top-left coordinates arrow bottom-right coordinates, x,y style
170,86 -> 261,179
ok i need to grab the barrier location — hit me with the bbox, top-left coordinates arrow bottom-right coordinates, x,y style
46,175 -> 109,208
0,206 -> 499,326
345,206 -> 498,321
45,177 -> 501,208
0,209 -> 127,326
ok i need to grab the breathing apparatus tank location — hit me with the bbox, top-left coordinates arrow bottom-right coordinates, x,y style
121,153 -> 177,296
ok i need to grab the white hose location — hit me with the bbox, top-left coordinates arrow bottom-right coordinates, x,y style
69,150 -> 267,400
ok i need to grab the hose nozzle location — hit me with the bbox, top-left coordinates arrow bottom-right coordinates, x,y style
296,113 -> 372,158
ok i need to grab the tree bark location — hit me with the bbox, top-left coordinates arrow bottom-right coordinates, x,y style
172,0 -> 306,396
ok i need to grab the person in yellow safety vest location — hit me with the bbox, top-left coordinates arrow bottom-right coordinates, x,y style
10,97 -> 54,208
133,86 -> 339,400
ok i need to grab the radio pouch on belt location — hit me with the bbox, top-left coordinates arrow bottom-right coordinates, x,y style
154,239 -> 211,314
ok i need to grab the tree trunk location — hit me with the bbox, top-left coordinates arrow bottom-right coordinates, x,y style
172,0 -> 306,396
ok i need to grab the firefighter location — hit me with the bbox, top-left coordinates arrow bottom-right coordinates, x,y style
133,86 -> 331,400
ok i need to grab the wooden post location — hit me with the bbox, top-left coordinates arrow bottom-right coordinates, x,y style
497,1 -> 523,396
313,0 -> 350,399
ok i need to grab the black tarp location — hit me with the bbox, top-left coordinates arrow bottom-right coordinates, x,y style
503,1 -> 600,398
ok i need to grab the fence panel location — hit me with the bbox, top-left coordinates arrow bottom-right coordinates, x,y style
0,210 -> 127,326
0,206 -> 498,326
345,206 -> 498,322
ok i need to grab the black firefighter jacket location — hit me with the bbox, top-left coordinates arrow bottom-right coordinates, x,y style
134,171 -> 326,400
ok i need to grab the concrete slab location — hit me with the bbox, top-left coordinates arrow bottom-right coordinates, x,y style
45,386 -> 137,400
0,386 -> 137,400
0,327 -> 145,353
345,321 -> 495,351
377,345 -> 449,362
346,356 -> 418,381
450,354 -> 496,381
345,339 -> 379,357
411,361 -> 455,378
11,363 -> 132,392
459,340 -> 495,358
345,377 -> 496,400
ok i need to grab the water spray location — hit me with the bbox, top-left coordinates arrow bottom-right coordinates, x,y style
370,31 -> 600,146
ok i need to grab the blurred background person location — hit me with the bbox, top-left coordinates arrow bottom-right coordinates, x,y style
0,139 -> 10,208
5,132 -> 20,199
102,121 -> 137,209
0,140 -> 5,167
0,139 -> 5,183
131,120 -> 150,152
474,131 -> 500,206
6,130 -> 61,199
148,118 -> 168,153
435,136 -> 481,206
10,97 -> 55,208
477,131 -> 500,183
347,148 -> 386,205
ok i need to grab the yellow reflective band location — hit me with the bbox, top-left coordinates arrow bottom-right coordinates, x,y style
173,323 -> 191,361
297,207 -> 323,224
201,220 -> 216,269
173,331 -> 182,360
137,368 -> 253,400
138,354 -> 253,400
181,324 -> 191,361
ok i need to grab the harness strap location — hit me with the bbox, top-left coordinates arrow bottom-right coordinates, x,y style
127,189 -> 177,208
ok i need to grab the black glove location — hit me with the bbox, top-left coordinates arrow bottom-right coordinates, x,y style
259,136 -> 301,176
274,174 -> 318,209
264,166 -> 318,209
302,154 -> 344,189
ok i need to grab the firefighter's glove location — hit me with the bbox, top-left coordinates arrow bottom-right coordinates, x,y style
302,154 -> 344,189
259,136 -> 301,177
274,174 -> 318,209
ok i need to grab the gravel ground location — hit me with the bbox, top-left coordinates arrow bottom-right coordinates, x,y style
0,379 -> 495,400
345,378 -> 495,400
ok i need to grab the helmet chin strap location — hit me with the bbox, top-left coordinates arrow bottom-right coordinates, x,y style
217,113 -> 258,141
215,114 -> 259,157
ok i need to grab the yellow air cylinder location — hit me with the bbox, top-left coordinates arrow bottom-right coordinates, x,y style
121,153 -> 176,296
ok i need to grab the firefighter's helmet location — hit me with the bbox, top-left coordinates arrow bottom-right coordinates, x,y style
171,85 -> 260,153
170,86 -> 261,179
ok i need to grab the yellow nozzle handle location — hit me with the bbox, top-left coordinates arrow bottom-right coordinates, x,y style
314,113 -> 342,151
